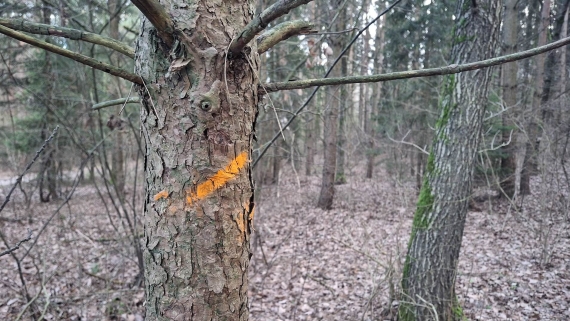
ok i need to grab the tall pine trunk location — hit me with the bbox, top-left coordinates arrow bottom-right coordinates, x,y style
135,1 -> 257,319
399,1 -> 500,320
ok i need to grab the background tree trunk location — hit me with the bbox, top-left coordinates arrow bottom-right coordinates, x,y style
335,55 -> 348,185
365,15 -> 384,179
135,1 -> 257,319
317,1 -> 345,209
521,0 -> 552,196
399,1 -> 500,320
108,0 -> 126,196
500,0 -> 520,197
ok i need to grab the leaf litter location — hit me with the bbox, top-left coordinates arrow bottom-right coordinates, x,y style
0,161 -> 568,320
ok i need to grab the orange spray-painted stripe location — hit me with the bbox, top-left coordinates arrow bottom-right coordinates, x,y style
186,151 -> 248,205
153,190 -> 169,201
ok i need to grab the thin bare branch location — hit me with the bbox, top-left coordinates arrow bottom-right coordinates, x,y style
130,0 -> 174,46
262,35 -> 570,92
92,97 -> 140,110
257,20 -> 316,54
21,139 -> 105,261
0,18 -> 135,58
253,0 -> 401,167
313,27 -> 359,35
0,126 -> 59,215
0,25 -> 143,85
229,0 -> 314,55
388,131 -> 430,155
0,230 -> 32,258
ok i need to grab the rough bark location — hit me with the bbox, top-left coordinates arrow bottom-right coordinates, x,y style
135,1 -> 257,319
399,1 -> 500,320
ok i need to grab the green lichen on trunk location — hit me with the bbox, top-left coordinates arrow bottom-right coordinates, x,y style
399,154 -> 434,321
436,74 -> 455,130
453,296 -> 465,320
400,73 -> 457,321
405,73 -> 457,242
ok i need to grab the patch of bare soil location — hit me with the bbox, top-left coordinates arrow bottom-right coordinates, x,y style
250,164 -> 570,321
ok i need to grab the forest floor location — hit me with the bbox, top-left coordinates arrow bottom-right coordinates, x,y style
0,162 -> 569,320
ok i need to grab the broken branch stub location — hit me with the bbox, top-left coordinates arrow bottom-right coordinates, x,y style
257,20 -> 317,54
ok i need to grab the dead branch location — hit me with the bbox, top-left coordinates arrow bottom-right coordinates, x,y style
253,0 -> 401,167
0,230 -> 32,258
92,97 -> 140,110
262,35 -> 570,92
0,18 -> 135,58
0,127 -> 59,215
0,25 -> 143,85
229,0 -> 315,55
257,20 -> 316,54
130,0 -> 174,46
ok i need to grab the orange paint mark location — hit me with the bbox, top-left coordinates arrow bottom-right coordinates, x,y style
186,151 -> 249,205
154,190 -> 169,201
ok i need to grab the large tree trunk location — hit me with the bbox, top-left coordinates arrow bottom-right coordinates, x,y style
135,1 -> 257,319
399,1 -> 500,320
